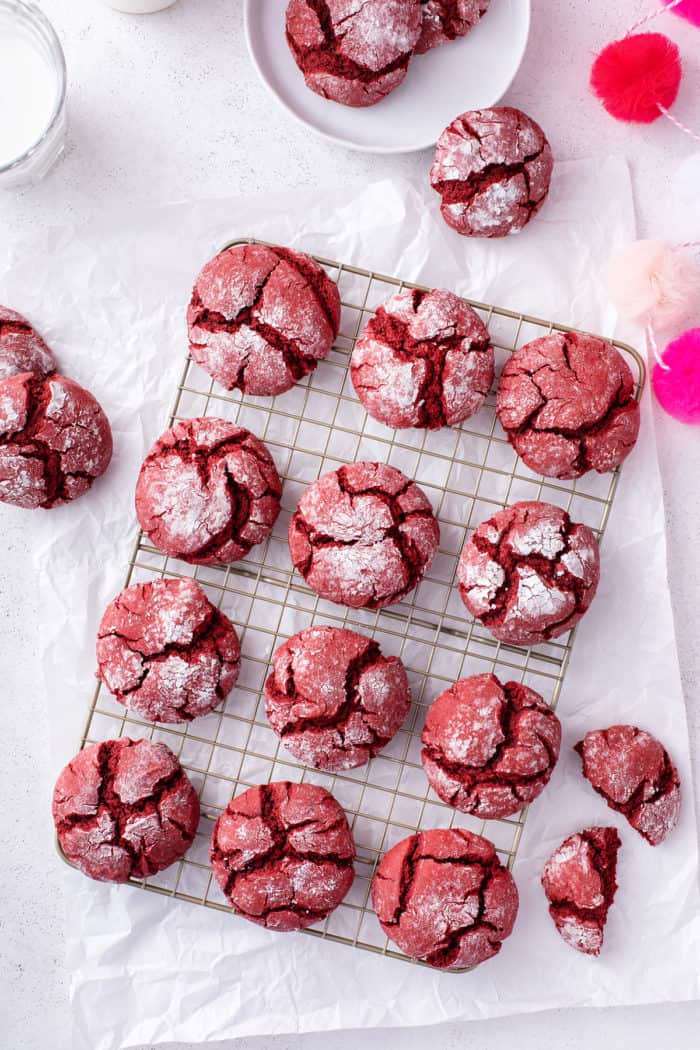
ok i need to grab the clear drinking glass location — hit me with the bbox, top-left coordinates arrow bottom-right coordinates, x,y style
0,1 -> 67,189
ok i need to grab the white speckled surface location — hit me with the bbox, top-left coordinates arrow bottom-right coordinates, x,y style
0,1 -> 698,1047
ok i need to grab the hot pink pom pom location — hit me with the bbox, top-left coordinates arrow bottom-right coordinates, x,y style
606,240 -> 700,328
665,0 -> 700,28
653,329 -> 700,424
591,33 -> 682,123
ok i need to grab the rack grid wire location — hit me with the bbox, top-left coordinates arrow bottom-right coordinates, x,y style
67,238 -> 645,970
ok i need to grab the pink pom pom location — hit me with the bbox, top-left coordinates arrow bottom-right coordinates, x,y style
590,33 -> 682,123
665,0 -> 700,28
606,239 -> 700,327
653,329 -> 700,423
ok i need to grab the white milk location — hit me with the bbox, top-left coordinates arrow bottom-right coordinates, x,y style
0,29 -> 58,168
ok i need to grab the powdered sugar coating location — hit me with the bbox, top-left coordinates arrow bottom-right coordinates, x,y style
576,725 -> 681,846
265,625 -> 411,771
372,827 -> 518,969
187,244 -> 340,397
135,417 -> 282,565
458,500 -> 600,647
0,306 -> 56,379
430,107 -> 553,237
288,461 -> 439,609
0,372 -> 112,509
416,0 -> 490,54
97,578 -> 241,724
421,673 -> 561,818
286,0 -> 422,108
52,738 -> 200,883
351,287 -> 494,429
541,826 -> 620,956
210,780 -> 355,930
497,333 -> 641,480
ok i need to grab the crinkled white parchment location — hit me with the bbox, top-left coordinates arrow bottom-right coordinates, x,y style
0,162 -> 698,1050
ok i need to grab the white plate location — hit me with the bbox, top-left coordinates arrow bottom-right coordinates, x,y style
244,0 -> 531,154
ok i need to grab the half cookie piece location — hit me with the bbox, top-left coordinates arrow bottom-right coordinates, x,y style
541,826 -> 620,956
0,305 -> 56,379
265,626 -> 411,770
417,1 -> 491,55
187,243 -> 340,397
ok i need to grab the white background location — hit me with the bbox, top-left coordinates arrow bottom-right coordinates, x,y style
1,1 -> 699,1049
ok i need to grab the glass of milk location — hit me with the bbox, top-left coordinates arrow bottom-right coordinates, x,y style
0,1 -> 67,189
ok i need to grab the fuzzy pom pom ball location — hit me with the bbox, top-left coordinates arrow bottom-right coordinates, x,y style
653,329 -> 700,424
591,33 -> 682,123
665,0 -> 700,28
606,240 -> 700,328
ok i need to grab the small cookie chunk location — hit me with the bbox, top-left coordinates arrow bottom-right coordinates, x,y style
351,287 -> 494,429
97,578 -> 241,724
372,828 -> 519,969
421,673 -> 561,818
430,107 -> 553,237
52,738 -> 200,883
0,373 -> 112,509
187,244 -> 341,397
416,0 -> 490,55
135,417 -> 282,565
210,781 -> 355,930
288,461 -> 440,609
285,0 -> 422,108
497,333 -> 641,480
541,827 -> 620,956
0,306 -> 56,379
265,626 -> 411,771
457,500 -> 600,647
575,725 -> 681,846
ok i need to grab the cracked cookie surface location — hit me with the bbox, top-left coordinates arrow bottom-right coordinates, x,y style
576,725 -> 681,846
288,460 -> 440,609
135,417 -> 282,565
372,827 -> 519,969
457,500 -> 600,647
497,333 -> 640,480
421,673 -> 561,818
265,625 -> 411,770
0,305 -> 56,379
430,106 -> 553,237
417,0 -> 490,54
187,243 -> 340,397
541,826 -> 620,956
286,0 -> 422,108
351,287 -> 494,429
0,372 -> 113,509
97,578 -> 241,724
53,738 -> 200,883
210,781 -> 355,930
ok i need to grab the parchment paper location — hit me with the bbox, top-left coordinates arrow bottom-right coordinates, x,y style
1,161 -> 698,1050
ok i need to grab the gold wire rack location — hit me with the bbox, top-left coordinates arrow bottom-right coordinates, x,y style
68,238 -> 645,969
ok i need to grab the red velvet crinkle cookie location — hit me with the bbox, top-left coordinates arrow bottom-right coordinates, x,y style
0,373 -> 112,509
0,306 -> 56,379
351,288 -> 494,429
576,725 -> 681,846
458,500 -> 600,647
210,781 -> 355,930
497,333 -> 641,480
97,578 -> 241,724
285,0 -> 422,108
372,828 -> 519,969
430,107 -> 553,237
421,673 -> 561,818
265,626 -> 411,771
135,417 -> 281,565
541,826 -> 620,956
187,244 -> 341,397
288,461 -> 439,609
52,738 -> 200,883
417,0 -> 491,54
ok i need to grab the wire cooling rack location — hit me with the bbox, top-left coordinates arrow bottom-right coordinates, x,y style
70,238 -> 645,969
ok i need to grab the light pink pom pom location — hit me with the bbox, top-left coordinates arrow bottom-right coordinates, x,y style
665,0 -> 700,28
606,239 -> 700,328
653,328 -> 700,424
